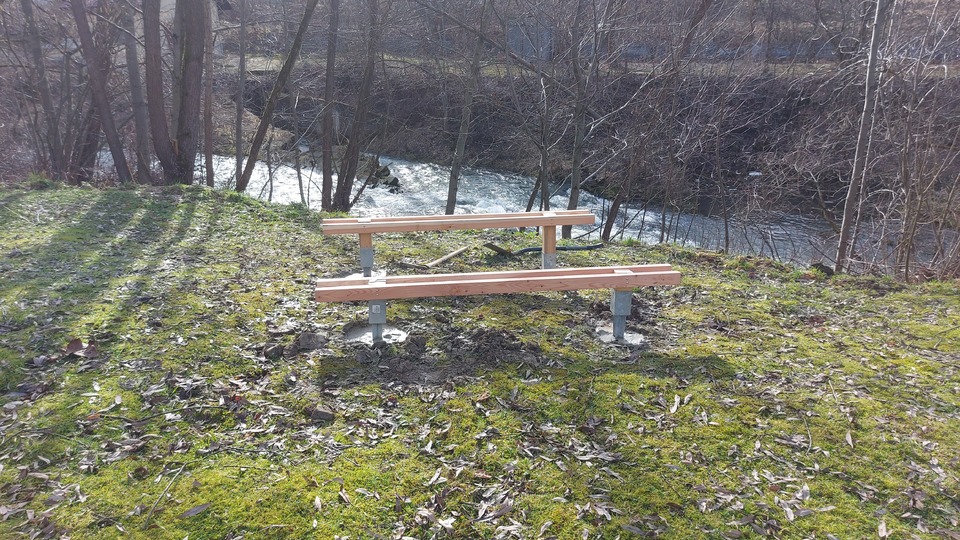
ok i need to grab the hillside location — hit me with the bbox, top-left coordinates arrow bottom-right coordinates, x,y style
0,186 -> 958,539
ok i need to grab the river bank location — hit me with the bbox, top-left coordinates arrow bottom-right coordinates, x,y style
222,62 -> 960,275
236,65 -> 901,215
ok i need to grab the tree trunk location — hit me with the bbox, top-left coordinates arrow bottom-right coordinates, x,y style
143,0 -> 179,184
562,0 -> 588,239
538,113 -> 551,211
21,0 -> 66,181
70,103 -> 102,184
332,0 -> 382,211
445,0 -> 490,215
321,0 -> 340,211
602,151 -> 638,242
204,0 -> 215,187
237,0 -> 321,192
70,0 -> 133,184
236,0 -> 247,187
174,0 -> 208,185
835,0 -> 894,273
122,8 -> 153,184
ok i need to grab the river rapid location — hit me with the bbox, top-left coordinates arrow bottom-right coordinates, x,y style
211,155 -> 838,265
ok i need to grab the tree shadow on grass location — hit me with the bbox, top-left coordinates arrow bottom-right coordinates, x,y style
0,190 -> 197,392
356,343 -> 733,387
0,191 -> 31,232
320,295 -> 735,388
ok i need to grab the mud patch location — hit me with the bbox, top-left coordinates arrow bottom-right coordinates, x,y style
341,325 -> 546,384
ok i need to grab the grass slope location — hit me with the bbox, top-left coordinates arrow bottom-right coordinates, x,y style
0,186 -> 958,539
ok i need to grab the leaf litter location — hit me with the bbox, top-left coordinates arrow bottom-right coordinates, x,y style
0,188 -> 958,538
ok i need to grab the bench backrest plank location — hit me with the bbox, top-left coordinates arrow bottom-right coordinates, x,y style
316,265 -> 681,302
322,210 -> 595,235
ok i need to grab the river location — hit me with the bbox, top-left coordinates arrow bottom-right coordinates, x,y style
211,155 -> 838,265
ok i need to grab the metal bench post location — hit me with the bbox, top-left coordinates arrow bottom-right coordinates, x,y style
610,288 -> 632,341
359,232 -> 374,277
542,224 -> 557,269
368,300 -> 387,343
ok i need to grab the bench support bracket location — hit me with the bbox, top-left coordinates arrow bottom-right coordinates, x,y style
360,248 -> 375,277
542,225 -> 557,269
359,233 -> 375,277
610,289 -> 632,341
368,300 -> 387,342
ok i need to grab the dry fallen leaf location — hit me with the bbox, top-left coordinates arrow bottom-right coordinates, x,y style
878,518 -> 889,538
65,338 -> 84,355
670,394 -> 681,414
178,503 -> 210,519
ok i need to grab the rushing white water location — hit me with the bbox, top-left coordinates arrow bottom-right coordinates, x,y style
209,155 -> 837,264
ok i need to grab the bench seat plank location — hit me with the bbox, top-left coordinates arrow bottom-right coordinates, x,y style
316,265 -> 681,302
322,210 -> 595,235
318,264 -> 674,288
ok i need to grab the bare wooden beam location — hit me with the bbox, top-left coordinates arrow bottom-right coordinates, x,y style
322,210 -> 595,235
316,265 -> 681,302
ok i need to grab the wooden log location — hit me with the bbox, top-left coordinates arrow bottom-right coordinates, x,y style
482,242 -> 514,256
397,246 -> 472,270
426,246 -> 471,268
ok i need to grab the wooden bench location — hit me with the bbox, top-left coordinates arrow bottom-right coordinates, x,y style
315,264 -> 681,342
322,210 -> 596,275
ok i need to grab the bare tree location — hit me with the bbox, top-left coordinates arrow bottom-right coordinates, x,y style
445,0 -> 491,215
320,0 -> 339,211
121,8 -> 152,184
235,0 -> 248,187
204,0 -> 216,187
173,0 -> 208,185
332,0 -> 387,211
19,0 -> 66,181
835,0 -> 893,273
237,0 -> 320,192
143,0 -> 180,184
70,0 -> 133,184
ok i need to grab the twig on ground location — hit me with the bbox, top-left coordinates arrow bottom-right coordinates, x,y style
802,414 -> 814,453
98,405 -> 230,425
142,462 -> 189,530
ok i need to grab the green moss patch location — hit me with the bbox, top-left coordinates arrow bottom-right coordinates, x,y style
0,186 -> 957,539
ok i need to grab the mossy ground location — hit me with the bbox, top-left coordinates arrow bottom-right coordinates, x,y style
0,186 -> 957,539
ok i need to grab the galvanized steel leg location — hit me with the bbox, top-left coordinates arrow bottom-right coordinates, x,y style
368,300 -> 387,343
359,233 -> 374,277
610,289 -> 632,341
542,224 -> 557,269
542,252 -> 557,270
360,247 -> 374,277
